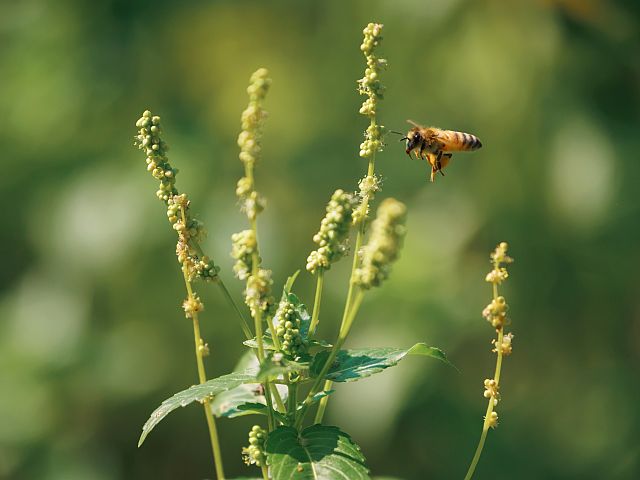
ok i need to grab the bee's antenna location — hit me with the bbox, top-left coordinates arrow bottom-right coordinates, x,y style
389,130 -> 408,141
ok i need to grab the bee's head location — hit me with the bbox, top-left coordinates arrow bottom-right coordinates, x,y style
405,129 -> 422,154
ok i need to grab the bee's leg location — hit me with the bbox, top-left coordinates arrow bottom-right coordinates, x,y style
430,166 -> 437,183
435,151 -> 444,172
439,153 -> 452,176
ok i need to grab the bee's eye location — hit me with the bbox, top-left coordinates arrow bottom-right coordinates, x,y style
407,133 -> 420,150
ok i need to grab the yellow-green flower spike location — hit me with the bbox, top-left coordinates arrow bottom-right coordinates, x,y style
354,198 -> 407,289
306,189 -> 358,274
242,425 -> 267,468
134,111 -> 220,283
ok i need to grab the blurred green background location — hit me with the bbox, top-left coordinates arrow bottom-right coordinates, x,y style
2,0 -> 639,478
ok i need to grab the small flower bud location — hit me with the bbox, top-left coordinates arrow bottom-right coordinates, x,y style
493,333 -> 514,356
485,411 -> 499,429
182,294 -> 204,318
483,378 -> 500,402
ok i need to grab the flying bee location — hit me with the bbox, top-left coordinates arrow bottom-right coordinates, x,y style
398,121 -> 482,182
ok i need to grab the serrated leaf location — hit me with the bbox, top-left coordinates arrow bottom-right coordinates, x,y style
138,371 -> 256,447
266,425 -> 370,480
211,350 -> 288,419
310,343 -> 452,383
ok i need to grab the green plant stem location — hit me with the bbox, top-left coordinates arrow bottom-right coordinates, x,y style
312,287 -> 364,424
463,282 -> 505,480
261,465 -> 269,480
295,289 -> 365,429
309,270 -> 324,335
181,269 -> 225,480
287,375 -> 297,425
263,317 -> 286,414
245,163 -> 284,430
313,153 -> 375,424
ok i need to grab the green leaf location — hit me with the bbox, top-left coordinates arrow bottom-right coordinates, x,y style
234,402 -> 288,424
284,270 -> 300,293
211,350 -> 288,419
266,425 -> 370,480
138,371 -> 256,447
243,335 -> 277,350
244,336 -> 330,351
310,343 -> 452,383
256,356 -> 310,382
298,390 -> 334,410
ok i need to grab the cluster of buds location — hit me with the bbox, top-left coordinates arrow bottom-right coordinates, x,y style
482,296 -> 508,329
483,379 -> 500,403
306,189 -> 357,274
493,332 -> 514,356
135,110 -> 178,202
182,294 -> 204,318
352,174 -> 382,225
485,242 -> 513,284
242,425 -> 267,468
358,23 -> 386,118
135,111 -> 220,283
236,68 -> 271,221
233,68 -> 277,319
359,124 -> 385,159
238,68 -> 271,169
478,242 -> 515,429
273,298 -> 308,357
231,229 -> 257,280
354,198 -> 407,289
358,23 -> 386,159
484,411 -> 499,429
245,269 -> 276,319
171,195 -> 219,282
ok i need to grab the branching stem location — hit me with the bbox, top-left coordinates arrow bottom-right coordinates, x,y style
464,280 -> 506,480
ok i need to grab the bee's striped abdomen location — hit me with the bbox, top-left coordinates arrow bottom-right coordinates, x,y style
444,130 -> 483,151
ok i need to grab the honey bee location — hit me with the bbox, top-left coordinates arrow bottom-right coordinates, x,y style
400,120 -> 482,182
